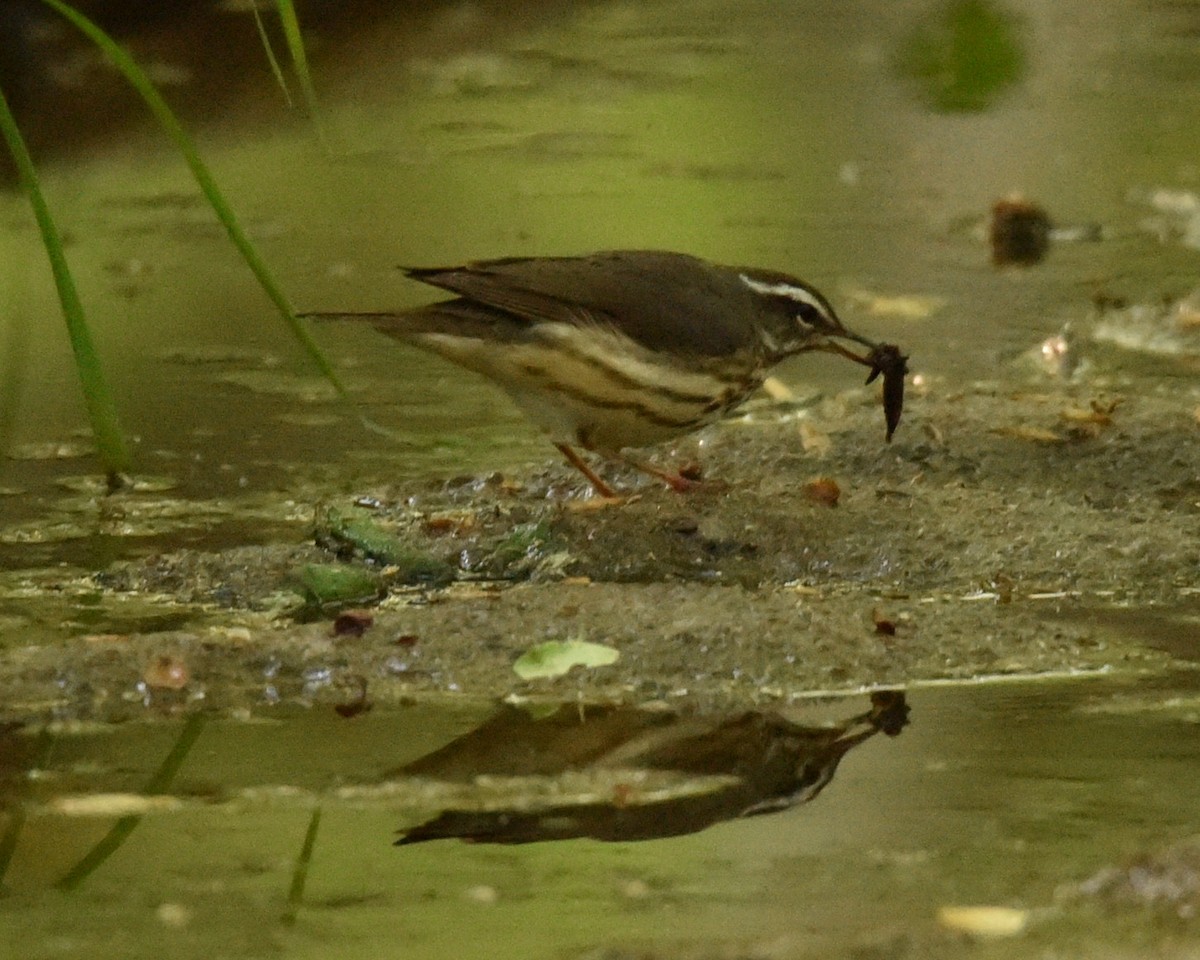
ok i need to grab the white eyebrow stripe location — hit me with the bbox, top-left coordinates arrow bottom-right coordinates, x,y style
738,273 -> 828,314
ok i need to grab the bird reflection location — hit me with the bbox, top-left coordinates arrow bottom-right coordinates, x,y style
393,690 -> 908,845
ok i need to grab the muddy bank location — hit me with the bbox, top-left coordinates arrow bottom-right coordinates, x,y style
2,369 -> 1196,723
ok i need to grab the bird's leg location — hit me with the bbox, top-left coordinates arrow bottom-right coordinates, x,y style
621,456 -> 730,494
557,441 -> 707,496
621,456 -> 700,493
553,443 -> 620,499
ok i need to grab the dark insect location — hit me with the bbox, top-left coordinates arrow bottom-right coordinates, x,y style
863,344 -> 908,441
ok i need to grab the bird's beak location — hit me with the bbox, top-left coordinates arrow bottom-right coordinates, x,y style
814,332 -> 909,442
817,329 -> 879,366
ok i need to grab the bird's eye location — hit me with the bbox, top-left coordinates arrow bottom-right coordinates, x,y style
795,303 -> 828,329
739,272 -> 839,331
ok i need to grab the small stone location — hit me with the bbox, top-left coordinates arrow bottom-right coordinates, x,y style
144,655 -> 189,690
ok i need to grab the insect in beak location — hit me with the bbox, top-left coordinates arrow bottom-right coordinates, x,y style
819,335 -> 909,442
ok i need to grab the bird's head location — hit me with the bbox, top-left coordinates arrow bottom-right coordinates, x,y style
736,269 -> 871,356
736,268 -> 909,440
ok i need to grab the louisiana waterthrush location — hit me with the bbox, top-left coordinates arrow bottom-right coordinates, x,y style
307,250 -> 907,498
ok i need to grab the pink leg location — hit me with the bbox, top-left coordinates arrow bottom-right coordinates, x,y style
554,443 -> 620,499
622,457 -> 701,493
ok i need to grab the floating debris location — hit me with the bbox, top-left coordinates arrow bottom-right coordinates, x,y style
938,905 -> 1029,937
990,196 -> 1052,266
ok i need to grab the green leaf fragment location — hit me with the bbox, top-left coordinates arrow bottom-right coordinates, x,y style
513,640 -> 620,680
316,508 -> 454,585
296,563 -> 380,606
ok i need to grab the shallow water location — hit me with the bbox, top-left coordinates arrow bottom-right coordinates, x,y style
2,0 -> 1199,569
3,675 -> 1200,959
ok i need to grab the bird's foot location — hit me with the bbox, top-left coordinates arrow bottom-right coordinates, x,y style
556,444 -> 724,499
623,458 -> 726,494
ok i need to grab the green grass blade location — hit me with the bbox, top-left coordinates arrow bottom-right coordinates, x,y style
37,0 -> 347,398
253,3 -> 295,108
272,0 -> 329,148
0,275 -> 31,458
0,804 -> 27,888
57,713 -> 207,891
281,806 -> 322,926
0,84 -> 131,484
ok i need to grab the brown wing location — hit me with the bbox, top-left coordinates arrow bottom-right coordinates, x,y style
403,251 -> 766,357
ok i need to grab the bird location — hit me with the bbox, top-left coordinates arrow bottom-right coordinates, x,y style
304,250 -> 906,498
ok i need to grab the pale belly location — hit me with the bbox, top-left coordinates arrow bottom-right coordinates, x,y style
415,324 -> 763,454
503,382 -> 745,453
